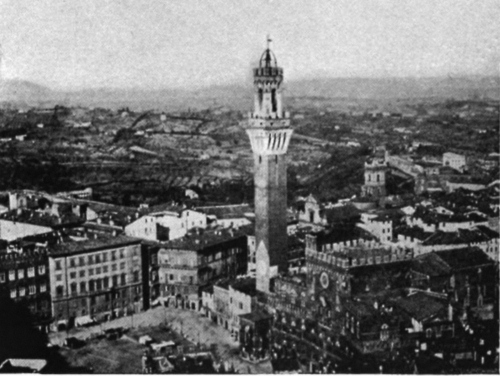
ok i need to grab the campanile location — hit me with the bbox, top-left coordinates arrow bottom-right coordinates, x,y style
247,39 -> 293,293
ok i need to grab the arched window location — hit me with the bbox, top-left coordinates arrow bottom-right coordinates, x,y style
426,328 -> 433,338
380,324 -> 389,341
271,89 -> 277,113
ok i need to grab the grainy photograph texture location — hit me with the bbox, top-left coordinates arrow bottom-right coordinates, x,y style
0,0 -> 499,374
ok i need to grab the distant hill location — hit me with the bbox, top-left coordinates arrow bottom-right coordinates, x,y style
0,76 -> 498,110
0,79 -> 54,104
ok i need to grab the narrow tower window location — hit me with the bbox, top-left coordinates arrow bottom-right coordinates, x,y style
275,155 -> 278,163
258,89 -> 264,107
271,89 -> 277,113
259,155 -> 262,164
377,174 -> 380,182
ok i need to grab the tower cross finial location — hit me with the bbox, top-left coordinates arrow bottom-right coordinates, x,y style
266,35 -> 272,50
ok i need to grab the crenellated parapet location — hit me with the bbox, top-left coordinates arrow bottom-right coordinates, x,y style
305,234 -> 412,270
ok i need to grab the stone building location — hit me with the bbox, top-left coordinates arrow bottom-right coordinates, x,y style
0,244 -> 52,332
48,235 -> 143,331
158,227 -> 248,311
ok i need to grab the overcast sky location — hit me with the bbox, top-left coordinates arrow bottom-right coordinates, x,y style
0,0 -> 498,89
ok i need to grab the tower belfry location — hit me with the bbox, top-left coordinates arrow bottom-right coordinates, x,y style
247,38 -> 293,293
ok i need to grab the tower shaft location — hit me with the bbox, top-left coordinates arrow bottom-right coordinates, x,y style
247,44 -> 292,293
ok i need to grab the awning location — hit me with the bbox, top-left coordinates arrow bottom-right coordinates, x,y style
151,341 -> 176,351
75,315 -> 94,327
139,335 -> 153,345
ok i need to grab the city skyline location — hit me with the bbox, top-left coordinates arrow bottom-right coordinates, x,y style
0,0 -> 498,90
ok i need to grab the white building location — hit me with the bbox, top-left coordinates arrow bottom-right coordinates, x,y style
443,152 -> 466,173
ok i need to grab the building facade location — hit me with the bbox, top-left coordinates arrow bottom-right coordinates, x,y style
48,236 -> 143,331
158,228 -> 248,311
0,246 -> 52,332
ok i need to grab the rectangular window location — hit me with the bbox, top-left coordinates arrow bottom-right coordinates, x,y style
120,262 -> 125,270
95,254 -> 101,263
120,249 -> 125,259
8,270 -> 15,281
112,264 -> 117,271
112,275 -> 118,287
96,267 -> 101,274
70,272 -> 76,279
121,274 -> 126,286
88,255 -> 94,265
133,271 -> 139,283
103,277 -> 109,289
103,266 -> 108,273
169,274 -> 174,281
27,267 -> 35,278
102,253 -> 107,262
79,270 -> 85,278
40,284 -> 47,293
79,257 -> 85,266
18,269 -> 24,279
70,258 -> 76,268
96,280 -> 102,290
38,265 -> 45,275
80,282 -> 86,293
56,274 -> 62,282
239,302 -> 243,310
55,261 -> 62,270
111,251 -> 116,261
71,283 -> 77,294
19,287 -> 26,297
10,289 -> 16,298
0,273 -> 5,283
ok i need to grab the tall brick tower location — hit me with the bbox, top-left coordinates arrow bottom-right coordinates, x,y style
247,38 -> 293,293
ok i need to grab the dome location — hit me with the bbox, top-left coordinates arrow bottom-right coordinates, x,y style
259,48 -> 278,68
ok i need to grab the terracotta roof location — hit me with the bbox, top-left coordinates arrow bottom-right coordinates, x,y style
231,277 -> 257,297
394,291 -> 447,322
195,204 -> 252,220
433,247 -> 493,271
160,227 -> 249,252
411,252 -> 451,277
49,235 -> 141,257
0,208 -> 82,228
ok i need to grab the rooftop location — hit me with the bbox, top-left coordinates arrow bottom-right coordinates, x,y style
410,252 -> 451,277
0,208 -> 83,228
433,247 -> 493,270
422,228 -> 491,246
393,291 -> 447,322
230,277 -> 257,297
317,225 -> 377,246
195,204 -> 252,220
49,235 -> 141,257
160,227 -> 250,252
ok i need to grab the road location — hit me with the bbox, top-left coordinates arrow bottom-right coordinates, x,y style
49,306 -> 273,374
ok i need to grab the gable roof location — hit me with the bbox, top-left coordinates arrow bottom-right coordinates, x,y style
394,291 -> 447,322
433,247 -> 493,270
